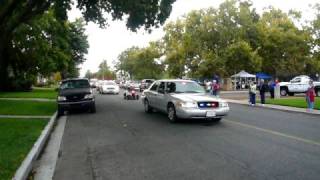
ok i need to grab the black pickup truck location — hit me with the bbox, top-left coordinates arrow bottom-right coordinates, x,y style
57,78 -> 96,116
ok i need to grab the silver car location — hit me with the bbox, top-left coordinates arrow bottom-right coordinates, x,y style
141,79 -> 230,122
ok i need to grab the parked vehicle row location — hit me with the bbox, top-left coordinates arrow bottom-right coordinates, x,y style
139,79 -> 155,92
98,81 -> 120,94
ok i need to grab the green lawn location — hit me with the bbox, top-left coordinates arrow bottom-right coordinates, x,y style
0,118 -> 48,180
0,100 -> 56,115
265,97 -> 320,110
0,88 -> 57,99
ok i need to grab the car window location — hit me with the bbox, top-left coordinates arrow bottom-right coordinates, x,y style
60,80 -> 90,89
167,81 -> 205,93
166,82 -> 176,93
158,82 -> 165,94
291,78 -> 301,83
150,82 -> 159,91
104,82 -> 116,85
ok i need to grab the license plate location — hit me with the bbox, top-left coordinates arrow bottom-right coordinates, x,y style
206,111 -> 216,117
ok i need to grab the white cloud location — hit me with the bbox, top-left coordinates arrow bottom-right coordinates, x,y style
68,0 -> 319,77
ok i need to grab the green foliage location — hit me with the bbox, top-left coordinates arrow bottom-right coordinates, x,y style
96,60 -> 116,80
85,70 -> 94,79
4,10 -> 89,91
160,0 -> 318,78
223,41 -> 262,75
308,3 -> 320,75
256,8 -> 311,77
0,118 -> 48,180
0,0 -> 175,91
116,42 -> 164,80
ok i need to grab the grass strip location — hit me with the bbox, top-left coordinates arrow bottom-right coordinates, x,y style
0,100 -> 56,115
0,88 -> 57,99
265,97 -> 320,110
0,118 -> 48,180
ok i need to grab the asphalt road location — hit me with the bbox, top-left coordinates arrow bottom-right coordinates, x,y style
54,91 -> 320,180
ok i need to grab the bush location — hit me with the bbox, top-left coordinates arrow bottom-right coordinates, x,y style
7,76 -> 35,91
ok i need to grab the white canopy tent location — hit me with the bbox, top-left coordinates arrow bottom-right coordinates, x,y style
231,70 -> 256,90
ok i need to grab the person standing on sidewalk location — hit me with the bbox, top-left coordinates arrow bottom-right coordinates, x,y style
206,80 -> 212,93
269,80 -> 276,99
259,79 -> 268,105
211,80 -> 220,96
306,80 -> 316,111
249,82 -> 257,106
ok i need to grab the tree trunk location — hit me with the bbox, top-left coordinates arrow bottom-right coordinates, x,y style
0,34 -> 10,91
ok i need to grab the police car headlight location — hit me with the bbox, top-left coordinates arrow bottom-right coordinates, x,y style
177,101 -> 198,108
220,102 -> 228,107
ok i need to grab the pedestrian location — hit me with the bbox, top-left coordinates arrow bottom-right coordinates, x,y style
211,80 -> 220,96
249,82 -> 257,106
306,80 -> 316,112
206,80 -> 212,93
269,80 -> 276,99
258,79 -> 268,105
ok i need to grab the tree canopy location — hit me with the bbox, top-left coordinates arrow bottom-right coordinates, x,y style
116,42 -> 164,80
116,0 -> 320,80
0,0 -> 176,90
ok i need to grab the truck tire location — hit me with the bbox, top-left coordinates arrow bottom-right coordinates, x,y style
58,107 -> 64,117
280,88 -> 288,96
316,89 -> 320,97
90,105 -> 96,113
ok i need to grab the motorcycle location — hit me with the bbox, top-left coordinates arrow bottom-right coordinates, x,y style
124,87 -> 139,100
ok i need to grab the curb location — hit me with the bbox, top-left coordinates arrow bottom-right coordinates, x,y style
226,99 -> 320,115
12,112 -> 58,180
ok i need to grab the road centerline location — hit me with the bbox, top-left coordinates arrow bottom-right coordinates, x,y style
224,119 -> 320,147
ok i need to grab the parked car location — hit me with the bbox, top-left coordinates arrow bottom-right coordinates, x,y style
130,81 -> 140,91
279,75 -> 320,96
89,78 -> 98,88
140,79 -> 155,92
100,81 -> 120,94
141,79 -> 229,123
57,78 -> 96,116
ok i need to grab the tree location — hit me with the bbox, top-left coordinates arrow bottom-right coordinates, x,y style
97,60 -> 115,80
116,43 -> 164,80
223,41 -> 262,75
308,3 -> 320,75
256,7 -> 311,77
85,70 -> 93,79
4,10 -> 89,90
161,0 -> 313,79
162,0 -> 261,78
0,0 -> 175,90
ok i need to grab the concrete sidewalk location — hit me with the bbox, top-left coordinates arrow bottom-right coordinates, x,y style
0,115 -> 51,119
225,99 -> 320,115
0,97 -> 55,102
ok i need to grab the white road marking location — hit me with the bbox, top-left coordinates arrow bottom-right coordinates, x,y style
225,119 -> 320,146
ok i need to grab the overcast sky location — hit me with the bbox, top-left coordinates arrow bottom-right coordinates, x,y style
68,0 -> 319,77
